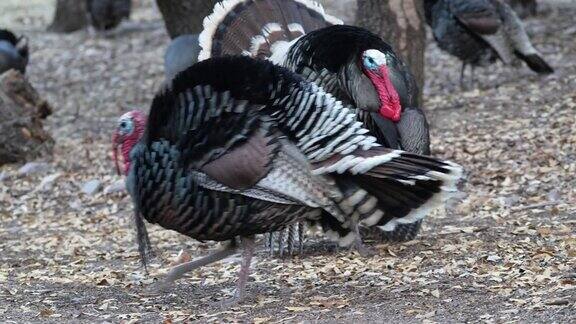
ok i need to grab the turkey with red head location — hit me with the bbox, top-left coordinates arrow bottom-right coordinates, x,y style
112,56 -> 463,302
424,0 -> 553,87
198,0 -> 431,255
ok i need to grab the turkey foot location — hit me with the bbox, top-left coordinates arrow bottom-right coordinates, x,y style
218,236 -> 256,306
149,241 -> 238,294
354,239 -> 376,257
353,225 -> 375,257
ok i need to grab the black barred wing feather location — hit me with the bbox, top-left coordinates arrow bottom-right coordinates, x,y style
311,148 -> 462,241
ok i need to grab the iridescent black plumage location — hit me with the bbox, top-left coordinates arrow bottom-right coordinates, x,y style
125,57 -> 462,301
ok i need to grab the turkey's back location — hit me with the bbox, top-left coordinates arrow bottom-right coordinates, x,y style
428,0 -> 497,66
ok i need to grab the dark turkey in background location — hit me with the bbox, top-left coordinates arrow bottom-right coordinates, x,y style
507,0 -> 538,18
87,0 -> 131,31
0,28 -> 28,75
424,0 -> 553,86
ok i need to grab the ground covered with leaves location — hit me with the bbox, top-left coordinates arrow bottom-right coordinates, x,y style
0,0 -> 574,322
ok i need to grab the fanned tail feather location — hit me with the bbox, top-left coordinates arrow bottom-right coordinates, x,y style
314,148 -> 463,242
199,0 -> 342,60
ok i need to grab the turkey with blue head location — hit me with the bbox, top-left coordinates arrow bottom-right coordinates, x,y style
198,0 -> 432,255
0,28 -> 29,75
424,0 -> 553,87
112,56 -> 463,303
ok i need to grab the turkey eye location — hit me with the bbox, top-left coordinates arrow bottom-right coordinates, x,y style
363,56 -> 378,70
119,119 -> 133,134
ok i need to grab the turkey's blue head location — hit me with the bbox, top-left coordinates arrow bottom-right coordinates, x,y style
360,49 -> 401,122
112,110 -> 147,175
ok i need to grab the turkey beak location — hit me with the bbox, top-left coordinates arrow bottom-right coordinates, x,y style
112,132 -> 121,176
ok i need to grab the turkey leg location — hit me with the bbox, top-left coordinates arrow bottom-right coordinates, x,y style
152,240 -> 238,292
222,236 -> 256,305
353,222 -> 375,257
459,63 -> 467,90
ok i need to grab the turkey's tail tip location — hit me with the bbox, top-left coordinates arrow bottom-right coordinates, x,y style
371,219 -> 423,242
521,53 -> 554,74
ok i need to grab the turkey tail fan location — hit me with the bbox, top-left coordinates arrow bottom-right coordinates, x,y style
314,148 -> 463,238
198,0 -> 342,60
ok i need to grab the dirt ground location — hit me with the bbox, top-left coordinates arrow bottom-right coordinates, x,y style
0,1 -> 575,323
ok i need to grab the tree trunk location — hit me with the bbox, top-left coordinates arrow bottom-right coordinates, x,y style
156,0 -> 219,38
0,70 -> 54,165
356,0 -> 426,103
48,0 -> 88,33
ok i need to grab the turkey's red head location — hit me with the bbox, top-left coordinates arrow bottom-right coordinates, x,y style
361,49 -> 401,122
112,110 -> 147,175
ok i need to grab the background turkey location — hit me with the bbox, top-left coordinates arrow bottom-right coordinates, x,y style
112,56 -> 463,302
198,0 -> 432,255
424,0 -> 553,87
0,28 -> 28,75
507,0 -> 538,18
87,0 -> 131,31
163,34 -> 200,82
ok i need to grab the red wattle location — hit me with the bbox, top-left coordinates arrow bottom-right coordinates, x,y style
369,66 -> 402,122
379,102 -> 401,122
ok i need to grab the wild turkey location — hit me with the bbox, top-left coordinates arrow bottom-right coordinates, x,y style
86,0 -> 131,31
507,0 -> 538,18
112,56 -> 463,302
164,34 -> 201,81
0,29 -> 28,75
198,0 -> 431,254
424,0 -> 553,87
